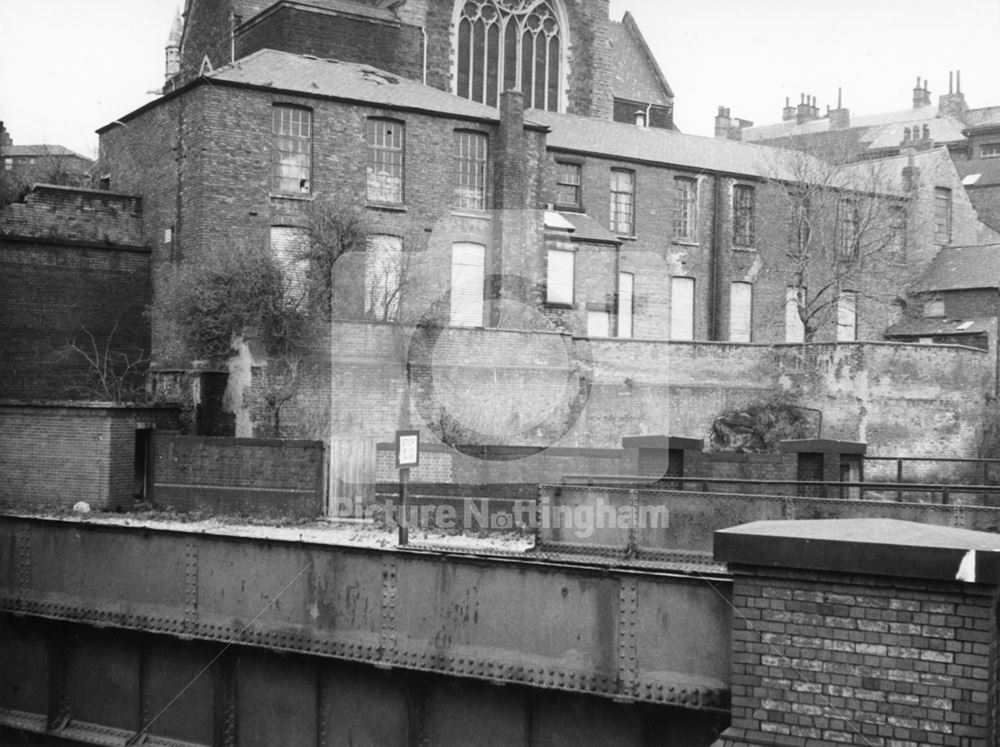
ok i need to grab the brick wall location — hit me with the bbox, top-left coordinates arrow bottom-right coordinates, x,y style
235,5 -> 424,82
151,435 -> 325,518
721,568 -> 995,746
0,186 -> 150,399
0,404 -> 179,511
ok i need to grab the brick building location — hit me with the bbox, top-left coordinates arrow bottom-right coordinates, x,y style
0,122 -> 93,190
169,0 -> 675,130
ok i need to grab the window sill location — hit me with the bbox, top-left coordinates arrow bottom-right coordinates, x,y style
616,234 -> 637,242
366,201 -> 407,213
732,245 -> 756,252
450,208 -> 491,219
270,192 -> 315,202
544,302 -> 574,310
554,203 -> 583,213
671,238 -> 700,247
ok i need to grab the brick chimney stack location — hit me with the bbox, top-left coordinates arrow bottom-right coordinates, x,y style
796,94 -> 820,125
496,89 -> 527,209
782,97 -> 796,122
714,106 -> 753,140
828,87 -> 850,129
938,70 -> 968,120
912,77 -> 931,108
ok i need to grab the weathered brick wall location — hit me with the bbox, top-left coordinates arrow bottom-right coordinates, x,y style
0,405 -> 179,511
235,6 -> 424,81
0,187 -> 150,399
151,435 -> 324,517
288,325 -> 991,462
721,567 -> 996,746
0,185 -> 143,246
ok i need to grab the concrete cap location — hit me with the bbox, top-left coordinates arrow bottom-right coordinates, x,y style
714,518 -> 1000,584
621,435 -> 704,451
778,439 -> 867,455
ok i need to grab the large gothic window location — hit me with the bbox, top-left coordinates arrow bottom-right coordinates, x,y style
455,0 -> 564,111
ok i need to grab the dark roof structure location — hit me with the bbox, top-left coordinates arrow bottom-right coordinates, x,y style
909,243 -> 1000,292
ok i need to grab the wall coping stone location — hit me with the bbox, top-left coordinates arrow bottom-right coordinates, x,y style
715,517 -> 1000,583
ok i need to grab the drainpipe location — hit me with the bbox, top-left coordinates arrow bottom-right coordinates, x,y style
995,290 -> 999,398
709,175 -> 724,340
421,26 -> 427,85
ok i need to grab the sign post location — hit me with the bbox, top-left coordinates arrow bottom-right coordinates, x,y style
395,430 -> 420,545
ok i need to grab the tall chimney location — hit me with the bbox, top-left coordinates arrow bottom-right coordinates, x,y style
496,90 -> 527,210
782,97 -> 796,122
714,106 -> 732,138
829,87 -> 850,129
938,69 -> 968,120
913,77 -> 931,108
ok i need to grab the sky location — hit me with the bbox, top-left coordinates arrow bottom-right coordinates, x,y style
2,0 -> 1000,157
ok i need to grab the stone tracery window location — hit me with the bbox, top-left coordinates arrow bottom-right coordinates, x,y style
455,0 -> 564,111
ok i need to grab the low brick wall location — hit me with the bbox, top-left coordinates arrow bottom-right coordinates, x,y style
152,435 -> 324,518
714,519 -> 1000,746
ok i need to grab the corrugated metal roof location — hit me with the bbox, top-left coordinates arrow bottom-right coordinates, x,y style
208,49 -> 500,121
910,244 -> 1000,292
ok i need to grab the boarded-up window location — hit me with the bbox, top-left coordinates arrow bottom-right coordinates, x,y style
450,242 -> 485,327
546,245 -> 574,305
837,290 -> 857,341
364,235 -> 402,321
785,286 -> 805,342
618,272 -> 634,338
729,282 -> 752,342
670,276 -> 694,341
587,309 -> 610,337
270,226 -> 309,304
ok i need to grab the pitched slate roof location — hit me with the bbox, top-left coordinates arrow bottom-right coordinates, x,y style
238,0 -> 398,27
865,116 -> 967,151
208,49 -> 500,121
965,106 -> 1000,129
528,108 -> 835,181
884,317 -> 993,338
2,144 -> 90,159
742,104 -> 940,142
909,244 -> 1000,292
955,158 -> 1000,188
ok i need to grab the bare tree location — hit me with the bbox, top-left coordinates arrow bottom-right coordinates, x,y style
61,323 -> 150,403
758,142 -> 909,342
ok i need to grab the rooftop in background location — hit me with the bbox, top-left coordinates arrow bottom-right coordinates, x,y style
909,243 -> 1000,292
1,144 -> 91,160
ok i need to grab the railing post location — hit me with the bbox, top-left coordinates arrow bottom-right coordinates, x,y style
942,486 -> 950,505
896,459 -> 903,502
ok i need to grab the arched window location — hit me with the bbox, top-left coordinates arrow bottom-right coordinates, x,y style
454,0 -> 565,111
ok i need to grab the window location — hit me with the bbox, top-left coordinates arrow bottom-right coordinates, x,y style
785,287 -> 806,343
672,176 -> 697,241
366,119 -> 404,204
923,297 -> 945,318
729,282 -> 752,342
618,272 -> 634,339
555,161 -> 582,209
790,192 -> 810,252
670,276 -> 695,341
837,197 -> 859,258
365,235 -> 403,321
450,242 -> 485,327
454,131 -> 488,210
837,291 -> 857,341
587,308 -> 610,337
889,204 -> 906,253
732,184 -> 755,246
545,243 -> 574,305
269,226 -> 310,303
455,0 -> 563,111
934,187 -> 952,245
981,143 -> 1000,158
610,169 -> 635,236
271,106 -> 311,194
